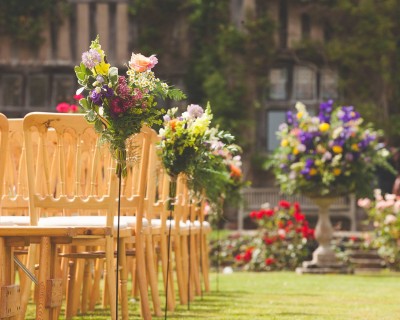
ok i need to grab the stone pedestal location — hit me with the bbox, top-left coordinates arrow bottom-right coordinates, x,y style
296,197 -> 353,274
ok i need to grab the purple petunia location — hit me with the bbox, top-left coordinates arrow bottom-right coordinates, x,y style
337,106 -> 361,123
318,100 -> 333,123
90,90 -> 102,105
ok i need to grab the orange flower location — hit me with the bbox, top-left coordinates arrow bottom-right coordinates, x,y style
169,119 -> 178,131
129,53 -> 158,72
230,164 -> 242,178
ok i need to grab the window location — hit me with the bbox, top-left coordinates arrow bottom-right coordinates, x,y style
53,75 -> 76,106
293,66 -> 316,101
320,69 -> 338,100
269,68 -> 288,100
28,74 -> 48,108
1,74 -> 23,107
266,110 -> 287,152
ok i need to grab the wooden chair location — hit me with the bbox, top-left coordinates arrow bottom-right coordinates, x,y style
21,112 -> 152,320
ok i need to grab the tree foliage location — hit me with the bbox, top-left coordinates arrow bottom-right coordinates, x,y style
312,0 -> 400,144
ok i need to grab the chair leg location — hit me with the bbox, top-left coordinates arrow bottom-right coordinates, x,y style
173,232 -> 187,305
189,233 -> 201,296
105,237 -> 117,320
145,234 -> 162,316
20,243 -> 38,319
201,233 -> 211,292
135,235 -> 152,319
118,238 -> 129,320
81,259 -> 92,314
159,233 -> 175,311
37,237 -> 51,320
89,259 -> 103,311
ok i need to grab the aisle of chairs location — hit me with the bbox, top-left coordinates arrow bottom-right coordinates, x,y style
0,112 -> 211,320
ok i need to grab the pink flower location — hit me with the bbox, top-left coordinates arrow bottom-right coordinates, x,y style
357,198 -> 371,209
129,53 -> 158,72
73,94 -> 84,101
394,201 -> 400,214
384,214 -> 397,224
69,104 -> 78,113
56,102 -> 70,113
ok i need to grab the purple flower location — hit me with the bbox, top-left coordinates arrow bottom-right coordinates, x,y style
102,85 -> 114,98
96,75 -> 104,83
305,158 -> 314,168
82,49 -> 101,69
90,90 -> 102,105
163,115 -> 171,122
318,100 -> 333,123
187,104 -> 204,118
338,106 -> 361,123
286,111 -> 297,126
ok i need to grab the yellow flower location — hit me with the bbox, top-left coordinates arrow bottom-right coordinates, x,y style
293,148 -> 299,155
281,139 -> 289,147
351,143 -> 359,151
333,168 -> 341,176
319,123 -> 330,132
296,112 -> 303,119
332,145 -> 343,154
309,168 -> 317,176
94,61 -> 110,75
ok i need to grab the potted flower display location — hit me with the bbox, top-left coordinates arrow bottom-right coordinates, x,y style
267,100 -> 394,272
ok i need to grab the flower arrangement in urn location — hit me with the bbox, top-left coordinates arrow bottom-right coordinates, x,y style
75,35 -> 185,176
267,100 -> 394,197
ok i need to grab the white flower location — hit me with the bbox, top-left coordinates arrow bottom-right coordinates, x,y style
384,214 -> 397,224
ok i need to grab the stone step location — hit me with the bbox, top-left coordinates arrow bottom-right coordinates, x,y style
349,258 -> 386,268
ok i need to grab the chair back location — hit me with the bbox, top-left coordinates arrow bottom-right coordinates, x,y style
1,119 -> 31,216
119,125 -> 153,232
0,113 -> 9,206
23,112 -> 117,226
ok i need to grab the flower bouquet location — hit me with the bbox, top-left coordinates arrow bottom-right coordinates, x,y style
158,103 -> 213,208
74,35 -> 185,176
358,190 -> 400,270
267,100 -> 394,197
189,124 -> 248,215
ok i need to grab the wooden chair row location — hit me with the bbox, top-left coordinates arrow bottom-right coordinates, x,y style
0,112 -> 211,320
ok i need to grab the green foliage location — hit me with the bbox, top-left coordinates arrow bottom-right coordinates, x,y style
129,1 -> 276,148
0,0 -> 67,47
314,0 -> 400,144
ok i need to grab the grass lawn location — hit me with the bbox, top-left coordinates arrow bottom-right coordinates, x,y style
26,270 -> 400,319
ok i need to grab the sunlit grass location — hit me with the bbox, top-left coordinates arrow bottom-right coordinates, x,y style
25,270 -> 400,319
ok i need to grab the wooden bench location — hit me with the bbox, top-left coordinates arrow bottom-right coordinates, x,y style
237,187 -> 357,231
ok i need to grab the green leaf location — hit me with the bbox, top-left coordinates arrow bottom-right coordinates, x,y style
94,118 -> 104,132
79,98 -> 89,110
108,67 -> 118,86
85,110 -> 97,123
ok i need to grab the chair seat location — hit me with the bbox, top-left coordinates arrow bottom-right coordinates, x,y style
151,219 -> 190,229
0,215 -> 30,226
38,216 -> 148,229
192,220 -> 211,230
